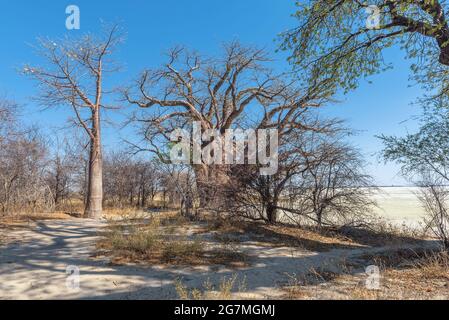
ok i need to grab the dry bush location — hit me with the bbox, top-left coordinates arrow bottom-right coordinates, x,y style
175,274 -> 247,300
102,207 -> 147,219
98,214 -> 204,265
284,249 -> 449,300
203,209 -> 426,254
334,216 -> 425,247
203,217 -> 360,252
357,249 -> 449,280
98,213 -> 249,267
0,128 -> 55,215
206,217 -> 240,233
417,181 -> 449,250
348,251 -> 449,300
412,250 -> 449,280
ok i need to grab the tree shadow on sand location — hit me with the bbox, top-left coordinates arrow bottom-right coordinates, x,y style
0,219 -> 438,300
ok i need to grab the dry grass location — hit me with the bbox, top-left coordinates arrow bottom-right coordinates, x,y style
101,207 -> 180,219
283,250 -> 449,300
201,218 -> 361,252
335,219 -> 425,247
174,274 -> 247,300
414,250 -> 449,279
343,251 -> 449,299
97,214 -> 202,265
97,212 -> 250,267
0,211 -> 70,229
202,215 -> 427,251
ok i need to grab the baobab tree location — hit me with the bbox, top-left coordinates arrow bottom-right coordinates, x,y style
125,42 -> 335,207
23,25 -> 122,219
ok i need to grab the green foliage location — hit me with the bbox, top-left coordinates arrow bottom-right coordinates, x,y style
281,1 -> 449,99
283,1 -> 449,182
379,102 -> 449,181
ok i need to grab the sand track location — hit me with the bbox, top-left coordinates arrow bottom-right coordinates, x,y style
0,218 -> 436,300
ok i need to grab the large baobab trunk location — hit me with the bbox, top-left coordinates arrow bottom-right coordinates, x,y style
84,109 -> 103,219
193,164 -> 230,209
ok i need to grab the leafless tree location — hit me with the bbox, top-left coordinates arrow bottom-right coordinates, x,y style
293,142 -> 375,228
222,123 -> 375,228
103,151 -> 163,208
159,162 -> 196,216
221,132 -> 308,224
45,133 -> 82,209
1,98 -> 52,214
23,25 -> 123,219
0,126 -> 53,214
124,42 -> 335,207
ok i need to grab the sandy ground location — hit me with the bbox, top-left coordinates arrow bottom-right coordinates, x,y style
0,217 -> 437,300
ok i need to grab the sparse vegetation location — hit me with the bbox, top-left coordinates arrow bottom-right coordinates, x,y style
175,274 -> 247,300
2,1 -> 449,301
97,212 -> 249,267
283,249 -> 449,300
201,215 -> 423,251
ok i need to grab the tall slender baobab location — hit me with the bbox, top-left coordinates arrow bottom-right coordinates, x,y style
24,26 -> 122,219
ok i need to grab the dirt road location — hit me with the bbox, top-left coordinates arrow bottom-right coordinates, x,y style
0,218 -> 435,299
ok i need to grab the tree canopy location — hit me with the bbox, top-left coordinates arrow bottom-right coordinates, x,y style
281,0 -> 449,100
380,101 -> 449,181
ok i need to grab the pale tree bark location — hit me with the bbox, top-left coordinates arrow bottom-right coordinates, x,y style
85,109 -> 103,218
23,25 -> 122,219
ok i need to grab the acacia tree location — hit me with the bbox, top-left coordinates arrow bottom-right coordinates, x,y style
417,173 -> 449,250
380,103 -> 449,249
221,118 -> 326,224
282,0 -> 449,99
282,0 -> 449,237
380,102 -> 449,180
222,147 -> 303,224
297,141 -> 375,228
125,42 -> 335,207
23,26 -> 122,219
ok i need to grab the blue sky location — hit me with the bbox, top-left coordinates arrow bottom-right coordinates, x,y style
0,0 -> 425,185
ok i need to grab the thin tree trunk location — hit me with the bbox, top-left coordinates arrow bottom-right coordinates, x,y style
317,209 -> 323,229
266,203 -> 277,224
141,185 -> 146,207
